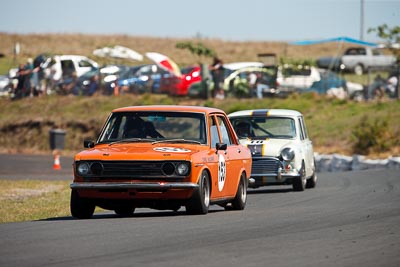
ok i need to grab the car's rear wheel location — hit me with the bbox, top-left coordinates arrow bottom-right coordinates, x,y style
231,173 -> 247,210
293,162 -> 306,192
70,190 -> 95,219
354,64 -> 364,75
186,170 -> 210,215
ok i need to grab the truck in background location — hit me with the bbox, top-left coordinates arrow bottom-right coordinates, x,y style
316,47 -> 396,75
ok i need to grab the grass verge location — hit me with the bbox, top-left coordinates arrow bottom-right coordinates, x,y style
0,180 -> 71,223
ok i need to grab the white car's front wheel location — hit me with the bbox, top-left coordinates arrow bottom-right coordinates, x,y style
293,162 -> 306,191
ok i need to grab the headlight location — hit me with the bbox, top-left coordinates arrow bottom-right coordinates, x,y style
176,162 -> 190,176
281,147 -> 295,161
77,162 -> 90,175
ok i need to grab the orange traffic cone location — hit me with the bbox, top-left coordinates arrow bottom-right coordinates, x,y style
53,153 -> 61,170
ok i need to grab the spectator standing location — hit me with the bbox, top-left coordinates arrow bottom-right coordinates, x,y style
247,72 -> 257,97
86,74 -> 99,96
209,57 -> 225,99
386,73 -> 398,98
27,58 -> 41,96
15,63 -> 29,99
255,72 -> 269,99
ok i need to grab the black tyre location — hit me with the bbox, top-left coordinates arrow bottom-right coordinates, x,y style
186,170 -> 210,215
352,91 -> 364,102
354,64 -> 364,75
114,206 -> 135,217
292,162 -> 306,192
231,174 -> 247,210
306,171 -> 317,189
70,190 -> 95,219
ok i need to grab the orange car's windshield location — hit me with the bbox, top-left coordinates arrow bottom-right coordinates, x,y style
97,111 -> 207,144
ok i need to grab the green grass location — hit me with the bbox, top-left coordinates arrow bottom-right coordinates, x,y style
0,180 -> 71,223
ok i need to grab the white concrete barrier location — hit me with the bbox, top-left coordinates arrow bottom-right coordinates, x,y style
314,153 -> 400,172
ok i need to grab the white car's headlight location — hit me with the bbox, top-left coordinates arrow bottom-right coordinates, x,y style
77,162 -> 90,175
281,147 -> 295,161
176,162 -> 190,176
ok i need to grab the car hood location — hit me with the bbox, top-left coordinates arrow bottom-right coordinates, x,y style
145,52 -> 182,77
239,138 -> 294,157
75,143 -> 204,161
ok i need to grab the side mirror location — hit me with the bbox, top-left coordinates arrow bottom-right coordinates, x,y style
216,143 -> 227,151
84,140 -> 95,148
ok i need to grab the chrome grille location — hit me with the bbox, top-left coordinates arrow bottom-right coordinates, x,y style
80,160 -> 186,180
251,158 -> 281,175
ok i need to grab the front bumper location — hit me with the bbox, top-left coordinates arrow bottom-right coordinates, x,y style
249,157 -> 300,187
71,181 -> 199,200
70,182 -> 199,190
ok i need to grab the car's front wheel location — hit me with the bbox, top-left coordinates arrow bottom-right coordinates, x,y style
114,206 -> 135,217
293,162 -> 306,191
70,190 -> 95,219
231,173 -> 247,210
186,170 -> 210,215
306,167 -> 318,189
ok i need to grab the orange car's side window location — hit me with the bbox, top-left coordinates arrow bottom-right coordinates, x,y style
216,116 -> 233,146
210,116 -> 220,148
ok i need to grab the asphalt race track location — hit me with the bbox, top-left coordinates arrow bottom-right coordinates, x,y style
0,154 -> 399,267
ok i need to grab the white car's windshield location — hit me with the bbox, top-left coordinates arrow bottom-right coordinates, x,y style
97,111 -> 207,144
230,116 -> 296,139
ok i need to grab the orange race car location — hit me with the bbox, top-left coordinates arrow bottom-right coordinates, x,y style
70,105 -> 252,218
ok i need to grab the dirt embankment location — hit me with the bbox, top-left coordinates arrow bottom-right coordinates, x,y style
0,118 -> 101,155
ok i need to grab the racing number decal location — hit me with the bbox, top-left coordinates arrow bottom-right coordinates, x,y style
218,154 -> 226,191
154,147 -> 191,153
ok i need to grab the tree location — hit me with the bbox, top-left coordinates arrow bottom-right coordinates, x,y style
175,42 -> 216,63
368,24 -> 400,62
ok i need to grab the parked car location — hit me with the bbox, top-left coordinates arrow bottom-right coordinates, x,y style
70,105 -> 252,218
187,62 -> 277,98
228,109 -> 317,191
276,66 -> 321,91
222,66 -> 278,97
159,65 -> 201,96
0,75 -> 11,97
116,64 -> 169,94
40,54 -> 99,81
304,70 -> 364,101
57,65 -> 129,95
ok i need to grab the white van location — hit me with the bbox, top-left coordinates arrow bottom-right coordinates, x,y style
276,66 -> 321,90
9,55 -> 98,81
42,55 -> 99,80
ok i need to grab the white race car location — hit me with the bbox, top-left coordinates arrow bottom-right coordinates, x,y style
228,109 -> 317,191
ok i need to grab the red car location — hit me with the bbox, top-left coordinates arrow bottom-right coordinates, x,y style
160,65 -> 201,96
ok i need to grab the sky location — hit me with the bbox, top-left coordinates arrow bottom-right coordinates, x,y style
0,0 -> 399,43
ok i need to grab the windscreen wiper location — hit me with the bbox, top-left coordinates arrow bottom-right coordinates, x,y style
108,138 -> 155,146
152,139 -> 202,145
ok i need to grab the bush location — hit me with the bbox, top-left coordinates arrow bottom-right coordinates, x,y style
352,115 -> 394,155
